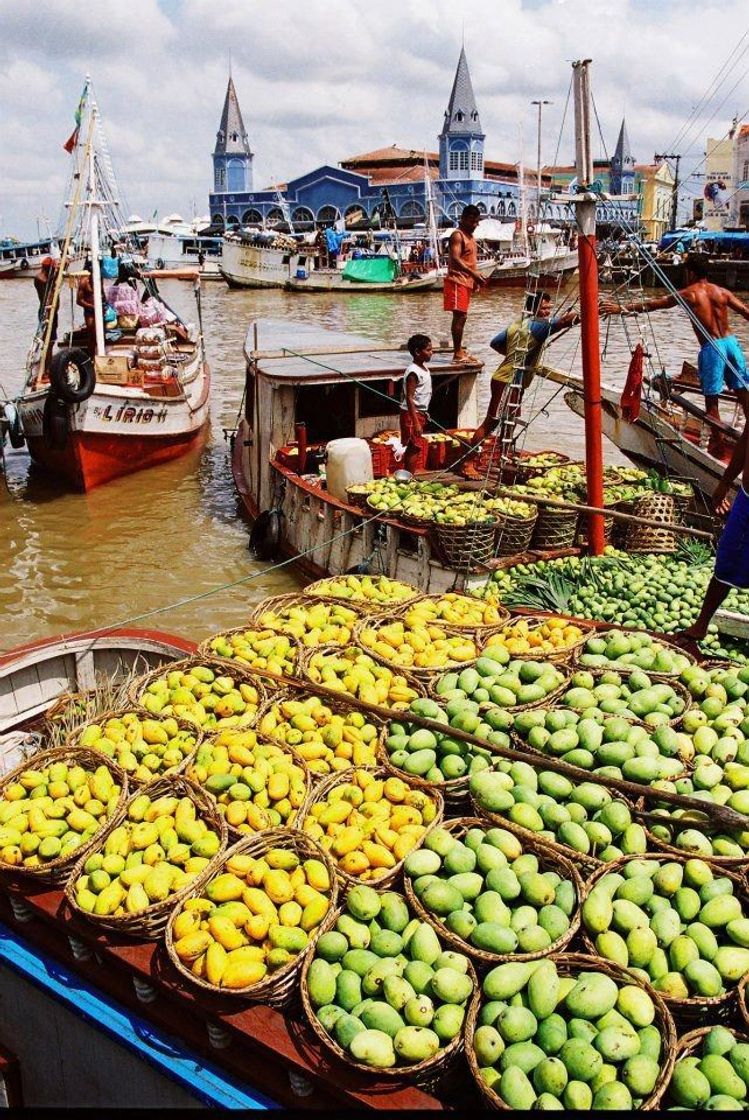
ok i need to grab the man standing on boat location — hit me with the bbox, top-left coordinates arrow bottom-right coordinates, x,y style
445,205 -> 486,363
472,291 -> 580,446
601,256 -> 749,459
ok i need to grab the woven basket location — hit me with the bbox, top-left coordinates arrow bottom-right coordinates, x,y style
466,950 -> 676,1111
164,828 -> 338,1009
298,765 -> 444,892
353,617 -> 479,679
66,708 -> 201,787
739,974 -> 749,1031
247,593 -> 363,644
625,493 -> 678,554
431,519 -> 500,571
427,663 -> 572,714
573,631 -> 697,681
64,774 -> 228,938
529,502 -> 579,551
556,669 -> 692,729
345,484 -> 375,511
300,899 -> 478,1090
575,510 -> 615,548
513,450 -> 571,483
0,746 -> 129,887
128,657 -> 268,730
494,510 -> 537,558
652,1025 -> 749,1108
185,734 -> 312,843
376,726 -> 472,814
580,854 -> 746,1026
257,685 -> 385,784
301,645 -> 427,711
302,576 -> 421,615
479,616 -> 590,665
396,593 -> 510,633
403,817 -> 582,967
197,627 -> 303,677
635,793 -> 748,869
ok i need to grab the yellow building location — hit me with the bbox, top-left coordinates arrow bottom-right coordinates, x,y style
637,161 -> 675,241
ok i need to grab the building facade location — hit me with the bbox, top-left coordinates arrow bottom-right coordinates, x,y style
637,160 -> 676,241
731,125 -> 749,228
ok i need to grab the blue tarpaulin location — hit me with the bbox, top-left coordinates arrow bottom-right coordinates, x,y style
659,229 -> 749,251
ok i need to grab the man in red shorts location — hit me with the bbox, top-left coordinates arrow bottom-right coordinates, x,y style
444,204 -> 486,363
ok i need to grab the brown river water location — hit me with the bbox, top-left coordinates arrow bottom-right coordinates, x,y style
2,276 -> 749,651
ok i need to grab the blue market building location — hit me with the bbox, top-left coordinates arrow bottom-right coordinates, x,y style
208,51 -> 638,232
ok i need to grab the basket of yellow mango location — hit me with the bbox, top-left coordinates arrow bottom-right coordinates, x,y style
397,593 -> 509,633
479,616 -> 590,664
199,627 -> 302,677
303,646 -> 426,710
165,827 -> 338,1008
299,767 -> 443,891
247,594 -> 364,650
355,617 -> 478,677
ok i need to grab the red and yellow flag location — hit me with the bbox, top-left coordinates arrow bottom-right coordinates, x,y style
63,85 -> 87,154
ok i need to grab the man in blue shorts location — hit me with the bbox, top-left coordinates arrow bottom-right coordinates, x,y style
602,255 -> 749,459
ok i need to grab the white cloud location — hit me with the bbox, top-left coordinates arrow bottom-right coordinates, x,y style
0,0 -> 747,236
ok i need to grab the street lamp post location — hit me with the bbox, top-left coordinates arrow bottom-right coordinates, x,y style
531,99 -> 552,215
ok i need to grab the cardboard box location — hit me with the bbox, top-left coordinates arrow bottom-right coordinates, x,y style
95,354 -> 132,384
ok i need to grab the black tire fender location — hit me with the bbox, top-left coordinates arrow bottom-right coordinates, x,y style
3,402 -> 25,449
156,258 -> 165,270
42,394 -> 69,451
49,348 -> 96,404
249,509 -> 282,561
20,258 -> 29,271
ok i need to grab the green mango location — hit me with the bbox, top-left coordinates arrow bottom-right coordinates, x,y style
349,1028 -> 396,1067
334,1013 -> 367,1050
473,1023 -> 504,1067
484,961 -> 533,1001
559,1038 -> 603,1082
499,1066 -> 537,1109
699,1054 -> 748,1101
564,972 -> 619,1019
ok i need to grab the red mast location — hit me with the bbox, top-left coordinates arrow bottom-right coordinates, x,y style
572,60 -> 605,555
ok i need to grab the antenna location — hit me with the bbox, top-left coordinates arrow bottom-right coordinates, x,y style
228,49 -> 232,78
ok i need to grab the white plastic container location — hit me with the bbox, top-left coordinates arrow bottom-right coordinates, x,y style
325,437 -> 373,501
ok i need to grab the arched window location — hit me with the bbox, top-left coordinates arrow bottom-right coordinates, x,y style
292,207 -> 314,225
211,214 -> 225,231
476,202 -> 487,214
496,200 -> 505,217
448,202 -> 463,220
449,142 -> 469,173
227,159 -> 246,193
226,215 -> 240,231
266,207 -> 285,226
317,205 -> 340,224
242,209 -> 263,225
400,201 -> 425,219
456,111 -> 464,123
344,204 -> 365,223
507,202 -> 516,217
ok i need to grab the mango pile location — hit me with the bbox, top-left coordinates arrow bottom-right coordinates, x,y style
0,756 -> 122,870
434,654 -> 568,708
171,842 -> 333,990
470,764 -> 649,862
512,708 -> 688,785
665,1027 -> 749,1109
306,884 -> 476,1069
251,598 -> 361,648
73,712 -> 198,783
401,593 -> 505,630
185,730 -> 307,834
363,478 -> 459,517
71,790 -> 222,918
582,857 -> 749,1001
472,959 -> 667,1109
301,770 -> 438,882
258,697 -> 379,775
559,669 -> 688,727
404,822 -> 578,956
578,630 -> 692,676
305,648 -> 421,709
204,629 -> 298,675
482,617 -> 586,658
137,664 -> 262,730
358,620 -> 477,671
384,696 -> 509,783
306,574 -> 417,608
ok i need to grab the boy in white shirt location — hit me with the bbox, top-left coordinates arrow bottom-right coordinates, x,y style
400,334 -> 433,473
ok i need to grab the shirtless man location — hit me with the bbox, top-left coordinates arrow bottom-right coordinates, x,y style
444,204 -> 486,363
601,255 -> 749,459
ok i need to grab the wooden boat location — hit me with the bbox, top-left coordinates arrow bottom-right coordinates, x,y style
231,319 -> 487,587
490,244 -> 578,287
219,231 -> 304,289
13,81 -> 211,491
0,237 -> 58,279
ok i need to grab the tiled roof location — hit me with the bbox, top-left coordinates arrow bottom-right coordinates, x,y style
441,47 -> 483,135
215,77 -> 252,156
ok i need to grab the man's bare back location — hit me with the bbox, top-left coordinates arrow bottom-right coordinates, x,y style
601,277 -> 749,341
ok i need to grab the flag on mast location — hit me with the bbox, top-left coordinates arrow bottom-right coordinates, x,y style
63,85 -> 87,153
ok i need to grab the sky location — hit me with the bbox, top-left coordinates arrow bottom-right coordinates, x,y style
1,0 -> 747,239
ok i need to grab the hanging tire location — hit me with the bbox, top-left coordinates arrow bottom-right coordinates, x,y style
3,402 -> 25,449
156,258 -> 165,270
49,348 -> 96,404
42,395 -> 69,451
20,258 -> 29,271
249,509 -> 282,561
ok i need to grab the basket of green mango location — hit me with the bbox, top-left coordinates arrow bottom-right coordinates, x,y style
580,854 -> 749,1025
466,951 -> 676,1110
402,817 -> 583,967
300,883 -> 479,1088
575,629 -> 696,680
656,1025 -> 749,1109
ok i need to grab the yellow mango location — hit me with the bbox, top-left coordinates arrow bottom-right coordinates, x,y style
393,833 -> 420,862
125,883 -> 151,915
172,910 -> 199,941
225,853 -> 254,877
339,850 -> 370,877
390,805 -> 422,831
208,914 -> 246,951
118,864 -> 149,888
301,894 -> 330,932
265,848 -> 299,872
362,841 -> 396,870
174,930 -> 213,961
245,913 -> 270,941
93,881 -> 125,916
221,957 -> 267,989
278,901 -> 303,927
143,864 -> 173,903
303,858 -> 330,892
205,873 -> 246,903
331,826 -> 364,857
184,897 -> 215,916
242,887 -> 278,922
191,952 -> 207,979
245,804 -> 271,832
206,941 -> 228,986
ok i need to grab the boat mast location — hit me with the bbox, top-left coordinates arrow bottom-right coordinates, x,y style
571,59 -> 605,554
88,101 -> 106,357
424,151 -> 440,264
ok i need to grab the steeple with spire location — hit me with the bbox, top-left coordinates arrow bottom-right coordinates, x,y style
610,118 -> 635,195
213,76 -> 253,195
439,47 -> 485,181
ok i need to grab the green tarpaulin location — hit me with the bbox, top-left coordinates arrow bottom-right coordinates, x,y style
341,257 -> 398,283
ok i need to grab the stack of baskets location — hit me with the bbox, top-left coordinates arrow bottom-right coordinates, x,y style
529,501 -> 579,551
431,517 -> 500,571
625,492 -> 678,554
494,505 -> 537,558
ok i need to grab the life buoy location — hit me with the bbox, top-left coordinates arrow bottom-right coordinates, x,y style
156,258 -> 165,270
249,509 -> 282,561
49,348 -> 96,404
527,224 -> 535,235
42,394 -> 69,451
3,402 -> 25,449
20,258 -> 29,271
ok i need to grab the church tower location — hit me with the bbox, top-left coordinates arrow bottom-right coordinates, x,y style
610,118 -> 635,195
213,77 -> 253,195
439,48 -> 485,181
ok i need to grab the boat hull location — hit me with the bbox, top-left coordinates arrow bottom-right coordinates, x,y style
219,241 -> 291,288
286,274 -> 439,293
18,365 -> 211,491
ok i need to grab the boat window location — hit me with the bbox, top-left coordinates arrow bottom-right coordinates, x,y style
358,379 -> 400,419
295,383 -> 356,443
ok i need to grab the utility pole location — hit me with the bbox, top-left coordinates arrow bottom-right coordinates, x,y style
531,99 -> 552,215
654,152 -> 681,231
